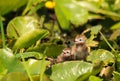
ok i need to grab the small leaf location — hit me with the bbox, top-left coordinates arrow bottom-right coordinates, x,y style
12,29 -> 49,50
87,49 -> 115,65
50,61 -> 93,81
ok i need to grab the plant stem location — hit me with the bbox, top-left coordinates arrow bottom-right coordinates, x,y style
99,31 -> 116,52
40,54 -> 46,81
0,16 -> 6,48
20,53 -> 33,81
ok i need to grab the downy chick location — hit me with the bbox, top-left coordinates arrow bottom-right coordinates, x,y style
56,48 -> 73,63
71,34 -> 89,61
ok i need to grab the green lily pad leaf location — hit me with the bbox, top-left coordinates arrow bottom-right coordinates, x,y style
54,0 -> 88,28
12,29 -> 49,50
87,49 -> 115,65
44,44 -> 65,58
113,71 -> 120,81
0,0 -> 28,15
7,16 -> 38,39
25,59 -> 50,75
15,52 -> 43,59
50,61 -> 93,81
0,48 -> 25,73
89,75 -> 103,81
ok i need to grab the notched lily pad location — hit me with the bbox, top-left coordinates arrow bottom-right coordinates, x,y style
87,49 -> 115,65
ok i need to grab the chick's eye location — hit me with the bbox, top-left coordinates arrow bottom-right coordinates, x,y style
79,38 -> 83,41
66,51 -> 70,54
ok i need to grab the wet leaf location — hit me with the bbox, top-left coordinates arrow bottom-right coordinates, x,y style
87,49 -> 115,65
50,61 -> 93,81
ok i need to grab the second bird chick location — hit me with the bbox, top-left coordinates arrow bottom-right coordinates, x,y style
56,48 -> 73,63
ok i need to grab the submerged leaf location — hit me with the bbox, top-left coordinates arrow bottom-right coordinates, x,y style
50,61 -> 93,81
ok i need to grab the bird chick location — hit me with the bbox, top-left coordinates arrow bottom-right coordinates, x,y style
71,34 -> 89,61
56,48 -> 73,63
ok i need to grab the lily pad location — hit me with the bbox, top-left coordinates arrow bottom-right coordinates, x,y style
87,49 -> 115,65
50,61 -> 93,81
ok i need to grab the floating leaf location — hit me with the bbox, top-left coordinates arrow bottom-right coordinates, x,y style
50,61 -> 93,81
87,49 -> 115,65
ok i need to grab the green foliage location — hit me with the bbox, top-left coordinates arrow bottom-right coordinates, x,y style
1,0 -> 120,81
0,0 -> 28,15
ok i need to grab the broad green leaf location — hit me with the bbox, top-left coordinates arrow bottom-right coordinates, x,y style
54,0 -> 88,27
0,48 -> 25,72
74,1 -> 120,20
12,29 -> 49,50
90,25 -> 102,35
25,59 -> 50,75
7,16 -> 38,39
50,61 -> 93,81
87,49 -> 115,65
0,0 -> 28,15
15,52 -> 43,59
54,1 -> 70,30
113,71 -> 120,81
89,75 -> 103,81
